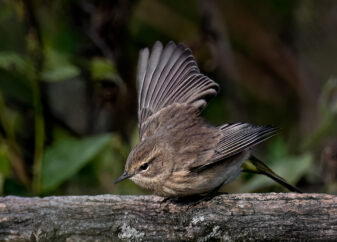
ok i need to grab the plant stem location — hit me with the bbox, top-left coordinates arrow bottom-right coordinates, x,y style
31,80 -> 44,194
0,92 -> 30,187
22,0 -> 45,194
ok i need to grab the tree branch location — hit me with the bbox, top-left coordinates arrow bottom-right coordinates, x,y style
0,193 -> 336,241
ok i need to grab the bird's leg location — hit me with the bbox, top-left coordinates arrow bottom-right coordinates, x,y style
160,196 -> 182,206
200,182 -> 228,202
161,197 -> 172,203
182,186 -> 228,207
162,195 -> 203,206
166,184 -> 228,207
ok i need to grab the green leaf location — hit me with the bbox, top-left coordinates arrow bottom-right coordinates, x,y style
90,58 -> 117,80
319,77 -> 337,116
0,72 -> 33,104
0,51 -> 35,78
266,137 -> 289,161
89,57 -> 125,94
302,77 -> 337,150
41,48 -> 80,82
0,144 -> 11,195
41,134 -> 112,192
0,52 -> 33,104
0,144 -> 11,177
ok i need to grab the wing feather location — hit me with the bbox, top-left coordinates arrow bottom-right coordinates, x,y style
141,42 -> 163,114
190,124 -> 278,172
214,124 -> 277,161
137,41 -> 219,139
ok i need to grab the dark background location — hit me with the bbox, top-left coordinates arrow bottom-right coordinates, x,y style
0,0 -> 336,196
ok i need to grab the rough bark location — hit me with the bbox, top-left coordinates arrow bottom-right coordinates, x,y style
0,193 -> 336,241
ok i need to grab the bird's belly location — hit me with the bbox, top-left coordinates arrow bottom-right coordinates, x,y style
160,151 -> 249,197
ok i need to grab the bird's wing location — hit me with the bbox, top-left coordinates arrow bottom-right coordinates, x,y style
190,123 -> 278,172
137,41 -> 219,140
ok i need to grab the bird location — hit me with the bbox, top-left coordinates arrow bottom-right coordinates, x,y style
114,41 -> 301,198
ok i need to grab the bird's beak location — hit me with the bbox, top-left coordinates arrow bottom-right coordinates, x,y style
114,171 -> 133,184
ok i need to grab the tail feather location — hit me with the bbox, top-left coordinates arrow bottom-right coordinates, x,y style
243,155 -> 302,193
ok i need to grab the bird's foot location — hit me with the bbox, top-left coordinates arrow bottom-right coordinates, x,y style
161,191 -> 228,207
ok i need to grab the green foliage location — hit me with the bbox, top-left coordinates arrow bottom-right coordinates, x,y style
302,77 -> 337,151
0,52 -> 32,75
90,58 -> 117,81
41,134 -> 112,193
0,144 -> 11,194
41,48 -> 80,82
0,52 -> 34,104
90,57 -> 125,90
0,145 -> 11,176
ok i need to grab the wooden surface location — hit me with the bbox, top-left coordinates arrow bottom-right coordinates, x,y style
0,193 -> 336,241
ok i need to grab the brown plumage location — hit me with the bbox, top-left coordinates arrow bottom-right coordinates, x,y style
115,41 -> 300,197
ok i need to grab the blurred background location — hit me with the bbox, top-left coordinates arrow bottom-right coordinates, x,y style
0,0 -> 336,196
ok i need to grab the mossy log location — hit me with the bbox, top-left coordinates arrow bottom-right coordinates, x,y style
0,193 -> 336,241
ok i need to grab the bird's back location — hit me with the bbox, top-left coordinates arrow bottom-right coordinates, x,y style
155,103 -> 219,169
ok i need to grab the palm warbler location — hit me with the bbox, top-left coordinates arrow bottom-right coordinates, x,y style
115,41 -> 300,197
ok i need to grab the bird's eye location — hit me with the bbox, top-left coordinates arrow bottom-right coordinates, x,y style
140,163 -> 149,171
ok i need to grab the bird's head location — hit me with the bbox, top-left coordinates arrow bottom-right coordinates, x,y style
114,137 -> 171,189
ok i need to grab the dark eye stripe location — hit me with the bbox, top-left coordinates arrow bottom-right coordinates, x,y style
147,157 -> 156,164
